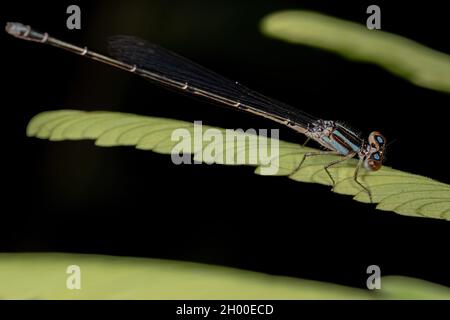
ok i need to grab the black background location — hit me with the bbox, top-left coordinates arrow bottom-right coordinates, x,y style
1,0 -> 449,289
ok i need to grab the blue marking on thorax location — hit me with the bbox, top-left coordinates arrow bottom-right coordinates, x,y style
376,136 -> 384,144
332,130 -> 360,153
322,135 -> 349,155
373,153 -> 380,160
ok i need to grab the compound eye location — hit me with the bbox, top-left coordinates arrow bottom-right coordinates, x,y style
376,135 -> 385,146
368,131 -> 386,149
371,152 -> 381,161
364,158 -> 382,171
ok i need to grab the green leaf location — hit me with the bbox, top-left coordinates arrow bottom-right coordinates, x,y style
27,110 -> 450,221
0,253 -> 449,299
260,10 -> 450,94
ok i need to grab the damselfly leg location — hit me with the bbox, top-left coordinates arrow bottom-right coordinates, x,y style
302,137 -> 311,147
290,151 -> 373,202
289,150 -> 341,180
353,157 -> 373,203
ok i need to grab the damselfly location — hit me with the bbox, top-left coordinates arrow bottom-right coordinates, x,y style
6,22 -> 386,202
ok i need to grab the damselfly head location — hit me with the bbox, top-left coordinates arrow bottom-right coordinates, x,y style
364,131 -> 386,171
